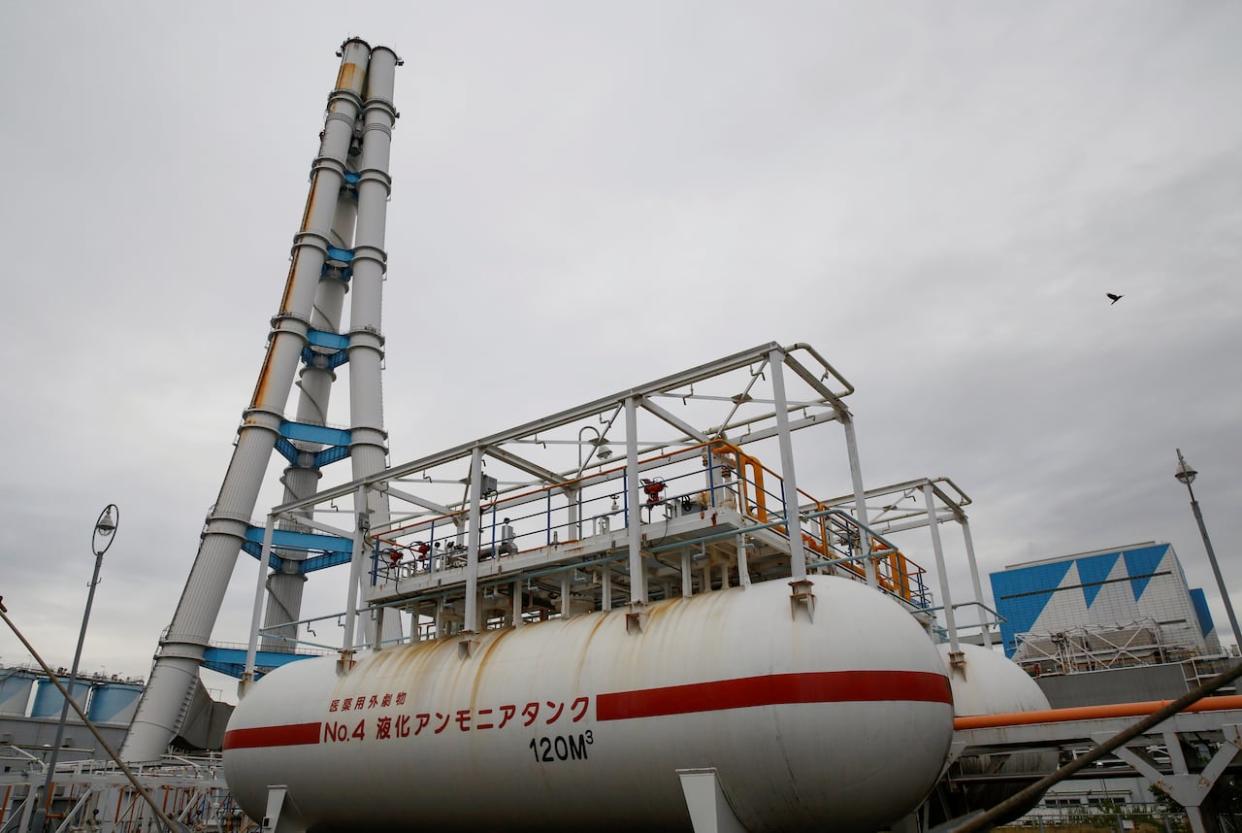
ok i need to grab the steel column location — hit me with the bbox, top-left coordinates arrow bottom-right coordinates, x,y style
465,447 -> 482,633
842,417 -> 877,587
341,486 -> 369,654
625,397 -> 647,604
923,482 -> 959,657
959,518 -> 992,647
242,517 -> 276,688
768,349 -> 806,579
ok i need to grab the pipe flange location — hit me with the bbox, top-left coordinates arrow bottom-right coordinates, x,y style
202,515 -> 252,543
349,425 -> 390,451
155,639 -> 209,660
269,313 -> 311,342
327,88 -> 364,112
291,229 -> 331,256
338,36 -> 373,55
369,45 -> 403,66
310,155 -> 348,180
364,97 -> 399,121
356,168 -> 393,193
350,243 -> 388,269
240,407 -> 285,436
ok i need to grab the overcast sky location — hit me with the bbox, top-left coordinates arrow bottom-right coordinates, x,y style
2,2 -> 1240,694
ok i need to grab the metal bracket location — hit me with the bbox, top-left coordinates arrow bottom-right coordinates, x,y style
458,638 -> 478,659
677,768 -> 750,833
626,607 -> 646,634
789,579 -> 815,622
335,650 -> 355,674
261,785 -> 306,833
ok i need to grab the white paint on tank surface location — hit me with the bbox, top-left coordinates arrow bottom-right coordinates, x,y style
225,576 -> 954,832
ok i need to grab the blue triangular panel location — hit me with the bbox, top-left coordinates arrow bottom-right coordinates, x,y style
1076,552 -> 1119,608
1190,588 -> 1215,638
1123,544 -> 1168,601
991,559 -> 1075,657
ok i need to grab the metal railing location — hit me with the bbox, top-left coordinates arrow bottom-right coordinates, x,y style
366,440 -> 931,607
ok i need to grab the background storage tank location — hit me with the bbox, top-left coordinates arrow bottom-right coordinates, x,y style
932,643 -> 1058,826
0,669 -> 38,716
30,676 -> 91,719
224,576 -> 954,832
87,681 -> 144,725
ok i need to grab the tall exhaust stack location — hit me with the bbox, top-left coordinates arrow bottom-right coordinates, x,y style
122,39 -> 402,762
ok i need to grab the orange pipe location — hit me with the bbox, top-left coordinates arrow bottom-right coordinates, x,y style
953,694 -> 1242,730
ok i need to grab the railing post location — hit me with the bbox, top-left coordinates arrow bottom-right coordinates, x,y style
769,349 -> 806,580
625,397 -> 647,604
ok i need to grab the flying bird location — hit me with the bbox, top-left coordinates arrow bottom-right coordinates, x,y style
1106,293 -> 1123,305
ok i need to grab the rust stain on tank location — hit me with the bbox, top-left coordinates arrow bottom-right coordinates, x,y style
468,627 -> 515,709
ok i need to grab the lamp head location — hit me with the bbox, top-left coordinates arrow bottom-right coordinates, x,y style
92,504 -> 119,556
95,507 -> 117,537
1175,449 -> 1197,486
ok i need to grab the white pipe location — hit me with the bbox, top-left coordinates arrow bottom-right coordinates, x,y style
121,39 -> 373,763
769,349 -> 806,579
348,45 -> 403,647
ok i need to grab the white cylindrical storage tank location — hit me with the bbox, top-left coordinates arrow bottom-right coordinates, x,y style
0,670 -> 38,716
30,677 -> 91,719
87,682 -> 144,725
225,576 -> 954,832
934,644 -> 1057,826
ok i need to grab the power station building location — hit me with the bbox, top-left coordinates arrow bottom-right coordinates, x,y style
990,541 -> 1221,672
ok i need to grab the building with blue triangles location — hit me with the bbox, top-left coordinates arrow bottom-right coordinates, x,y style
990,541 -> 1221,666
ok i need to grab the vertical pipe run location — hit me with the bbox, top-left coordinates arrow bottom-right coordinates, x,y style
625,397 -> 646,605
348,45 -> 402,646
959,518 -> 992,647
512,580 -> 523,627
768,349 -> 806,580
842,418 -> 877,587
465,447 -> 483,633
601,569 -> 612,610
923,482 -> 959,656
681,551 -> 692,597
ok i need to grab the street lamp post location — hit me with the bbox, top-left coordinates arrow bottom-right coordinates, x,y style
29,504 -> 118,833
1174,450 -> 1241,652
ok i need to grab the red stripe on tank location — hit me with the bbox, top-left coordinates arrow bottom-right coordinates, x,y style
596,670 -> 952,721
223,721 -> 322,750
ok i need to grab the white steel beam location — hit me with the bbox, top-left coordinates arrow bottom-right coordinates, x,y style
842,417 -> 877,587
486,445 -> 569,486
639,396 -> 710,443
625,397 -> 647,604
465,447 -> 483,632
924,482 -> 959,657
769,349 -> 806,579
